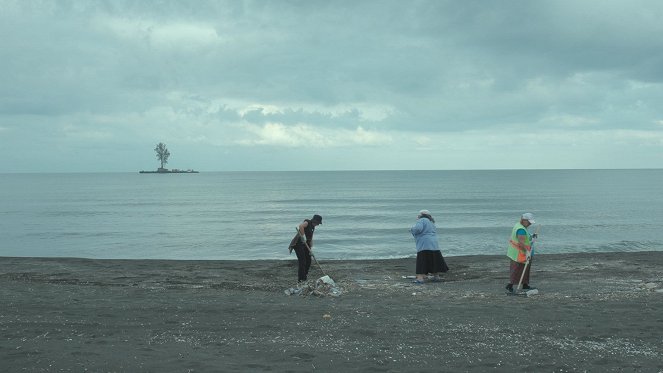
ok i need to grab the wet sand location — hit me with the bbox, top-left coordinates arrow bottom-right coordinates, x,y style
1,252 -> 662,372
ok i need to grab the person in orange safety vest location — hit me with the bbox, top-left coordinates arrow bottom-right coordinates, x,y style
506,213 -> 537,293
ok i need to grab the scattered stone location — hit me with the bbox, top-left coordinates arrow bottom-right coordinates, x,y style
284,287 -> 301,296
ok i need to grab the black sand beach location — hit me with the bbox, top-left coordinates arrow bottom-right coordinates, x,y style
1,252 -> 662,372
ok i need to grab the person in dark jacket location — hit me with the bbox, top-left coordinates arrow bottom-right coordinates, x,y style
292,214 -> 323,283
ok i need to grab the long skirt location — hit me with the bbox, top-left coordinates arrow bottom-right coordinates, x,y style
416,250 -> 449,275
509,259 -> 532,285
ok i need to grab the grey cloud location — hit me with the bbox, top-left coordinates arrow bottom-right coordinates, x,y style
2,0 -> 663,171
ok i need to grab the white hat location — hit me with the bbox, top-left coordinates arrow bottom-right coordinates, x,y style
418,209 -> 432,217
521,212 -> 536,224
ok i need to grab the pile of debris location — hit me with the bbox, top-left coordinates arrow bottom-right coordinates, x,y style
284,275 -> 343,297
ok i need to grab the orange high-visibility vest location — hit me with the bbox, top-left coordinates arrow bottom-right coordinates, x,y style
507,222 -> 531,263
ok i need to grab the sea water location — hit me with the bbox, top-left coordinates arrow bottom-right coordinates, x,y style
1,170 -> 661,260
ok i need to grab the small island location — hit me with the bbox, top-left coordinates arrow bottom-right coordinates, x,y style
139,168 -> 199,174
139,142 -> 199,174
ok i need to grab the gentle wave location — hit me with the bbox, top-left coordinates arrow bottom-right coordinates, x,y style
1,170 -> 662,260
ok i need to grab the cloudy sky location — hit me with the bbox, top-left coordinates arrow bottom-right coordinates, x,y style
1,0 -> 662,172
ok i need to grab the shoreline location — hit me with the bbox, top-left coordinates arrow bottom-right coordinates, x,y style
1,252 -> 662,372
3,249 -> 661,262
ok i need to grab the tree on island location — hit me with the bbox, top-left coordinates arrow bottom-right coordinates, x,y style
154,142 -> 170,169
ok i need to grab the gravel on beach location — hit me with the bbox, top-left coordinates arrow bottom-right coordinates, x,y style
1,252 -> 662,372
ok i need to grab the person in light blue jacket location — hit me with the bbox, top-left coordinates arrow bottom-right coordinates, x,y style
410,210 -> 449,284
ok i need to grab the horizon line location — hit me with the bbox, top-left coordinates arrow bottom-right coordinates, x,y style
1,167 -> 662,174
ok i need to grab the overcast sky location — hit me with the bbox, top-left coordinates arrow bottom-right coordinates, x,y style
1,0 -> 662,172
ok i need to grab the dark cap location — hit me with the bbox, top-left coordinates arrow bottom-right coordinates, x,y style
312,214 -> 323,224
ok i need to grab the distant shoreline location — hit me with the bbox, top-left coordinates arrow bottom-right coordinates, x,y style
3,168 -> 662,174
139,168 -> 198,174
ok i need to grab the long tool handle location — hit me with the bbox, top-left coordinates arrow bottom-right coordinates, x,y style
295,228 -> 327,277
516,225 -> 541,291
516,258 -> 530,291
